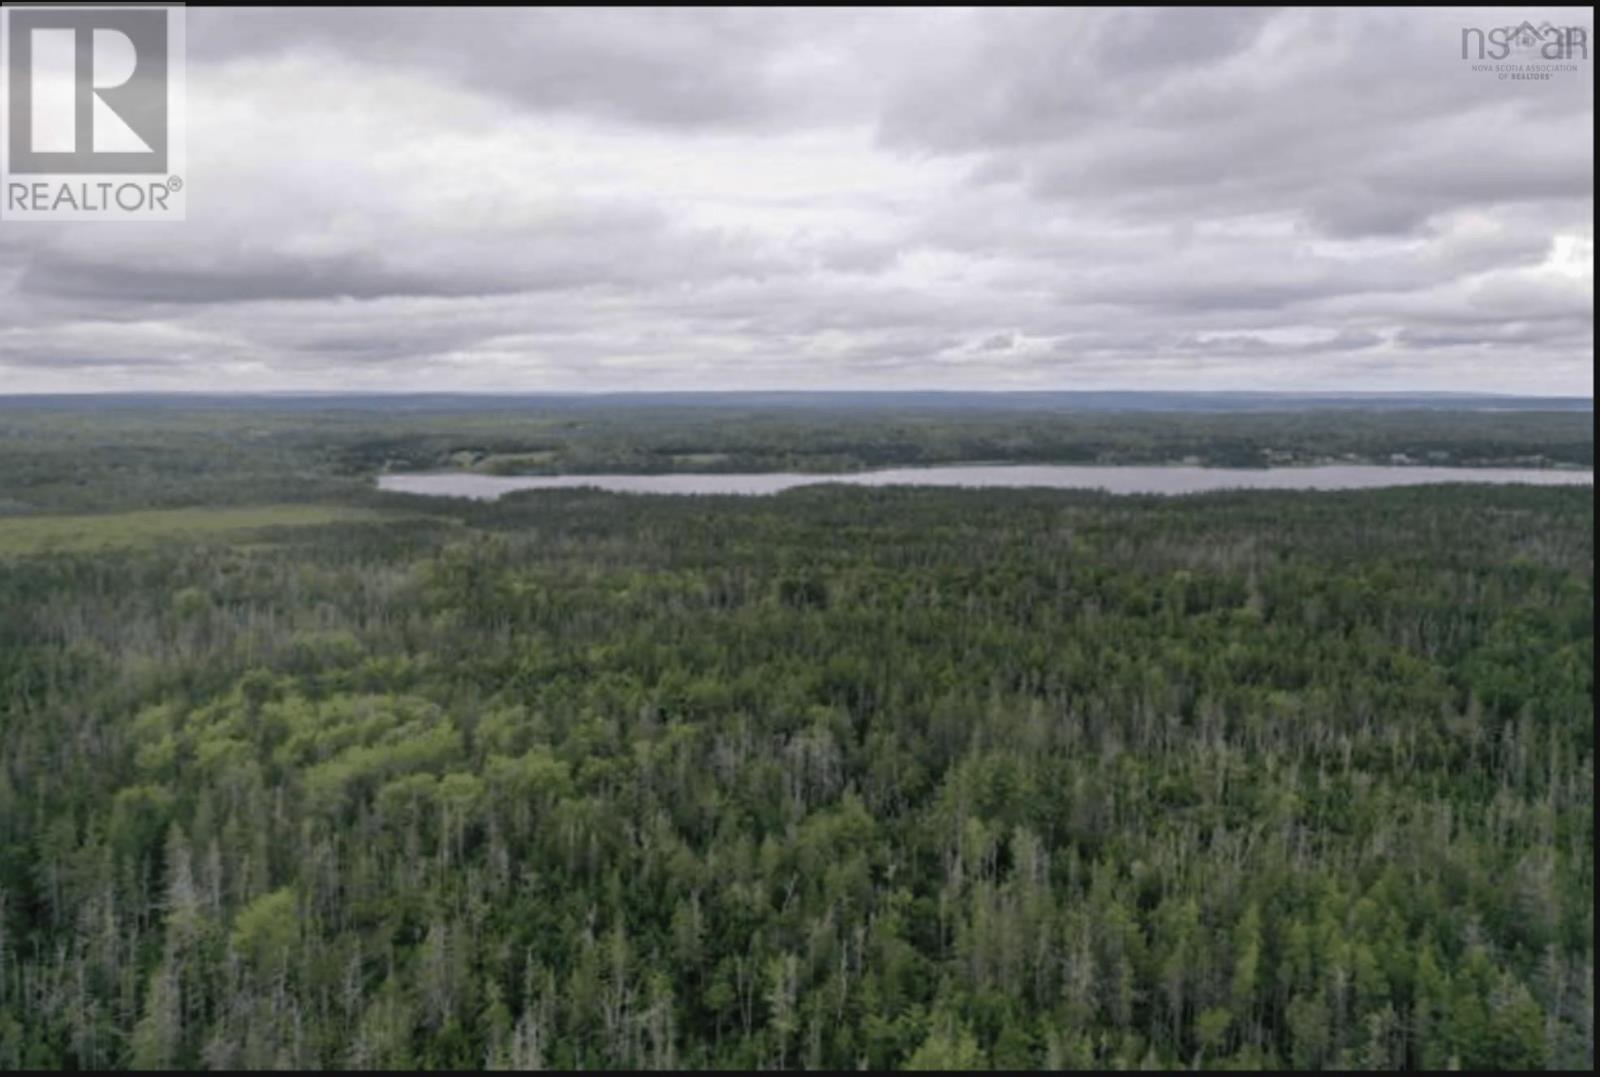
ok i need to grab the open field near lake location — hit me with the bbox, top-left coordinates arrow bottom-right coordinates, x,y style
0,505 -> 407,556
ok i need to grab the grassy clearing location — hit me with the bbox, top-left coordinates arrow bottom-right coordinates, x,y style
0,505 -> 402,556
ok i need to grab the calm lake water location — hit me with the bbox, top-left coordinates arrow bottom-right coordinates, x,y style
378,465 -> 1595,500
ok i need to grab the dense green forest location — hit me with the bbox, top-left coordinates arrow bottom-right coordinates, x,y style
0,403 -> 1593,1069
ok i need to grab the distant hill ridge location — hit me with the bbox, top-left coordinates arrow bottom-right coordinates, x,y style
0,391 -> 1592,413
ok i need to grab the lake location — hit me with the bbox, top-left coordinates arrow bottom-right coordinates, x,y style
377,464 -> 1595,500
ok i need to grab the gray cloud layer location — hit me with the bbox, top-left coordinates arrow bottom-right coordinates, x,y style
1,6 -> 1592,392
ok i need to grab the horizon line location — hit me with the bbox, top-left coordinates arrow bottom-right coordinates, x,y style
0,388 -> 1593,400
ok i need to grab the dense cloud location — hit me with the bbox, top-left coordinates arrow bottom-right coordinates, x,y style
1,7 -> 1592,392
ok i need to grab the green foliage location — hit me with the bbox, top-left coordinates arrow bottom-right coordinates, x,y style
232,888 -> 298,968
0,406 -> 1591,1070
905,1019 -> 987,1070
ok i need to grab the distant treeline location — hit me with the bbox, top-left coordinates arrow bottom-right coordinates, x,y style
2,390 -> 1593,413
0,403 -> 1591,514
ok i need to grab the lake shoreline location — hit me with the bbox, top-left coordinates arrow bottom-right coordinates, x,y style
377,463 -> 1596,501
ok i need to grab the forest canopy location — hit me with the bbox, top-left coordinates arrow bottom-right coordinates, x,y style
0,401 -> 1593,1070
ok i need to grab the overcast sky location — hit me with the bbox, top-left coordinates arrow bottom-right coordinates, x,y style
1,6 -> 1593,394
